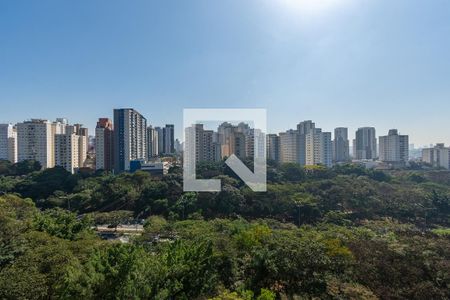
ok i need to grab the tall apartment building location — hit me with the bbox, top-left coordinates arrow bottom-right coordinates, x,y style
16,119 -> 54,169
296,120 -> 317,166
422,144 -> 450,169
73,124 -> 89,167
266,134 -> 280,163
54,123 -> 89,173
379,129 -> 409,164
279,120 -> 332,167
155,127 -> 164,155
224,128 -> 244,160
95,118 -> 114,171
305,128 -> 332,167
163,124 -> 175,155
279,129 -> 300,164
333,127 -> 350,163
354,127 -> 377,160
55,129 -> 79,173
0,124 -> 17,163
186,124 -> 220,163
216,122 -> 249,160
297,120 -> 316,135
221,131 -> 246,160
113,108 -> 147,173
217,122 -> 233,145
245,129 -> 265,159
146,125 -> 159,159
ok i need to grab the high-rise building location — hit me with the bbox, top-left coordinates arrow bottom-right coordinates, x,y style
221,130 -> 246,160
266,134 -> 280,163
55,129 -> 80,173
16,119 -> 54,169
73,124 -> 89,167
155,127 -> 164,155
279,129 -> 300,164
333,127 -> 350,163
201,129 -> 219,162
54,123 -> 89,173
146,125 -> 159,159
305,128 -> 332,167
95,118 -> 114,171
187,124 -> 220,163
354,127 -> 377,160
379,129 -> 409,164
163,124 -> 175,154
297,120 -> 316,135
216,122 -> 250,160
279,121 -> 332,167
245,129 -> 265,159
113,108 -> 147,173
422,144 -> 450,169
296,120 -> 316,165
217,122 -> 234,145
0,124 -> 17,163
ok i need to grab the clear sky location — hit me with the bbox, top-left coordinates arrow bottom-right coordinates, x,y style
1,0 -> 450,146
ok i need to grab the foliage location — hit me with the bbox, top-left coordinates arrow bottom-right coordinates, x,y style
1,162 -> 450,299
33,208 -> 93,240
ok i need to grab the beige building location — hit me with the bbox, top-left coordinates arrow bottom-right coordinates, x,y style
73,124 -> 89,167
55,131 -> 80,173
188,124 -> 220,163
54,123 -> 89,173
422,144 -> 450,169
379,129 -> 409,165
15,119 -> 88,173
306,129 -> 332,167
279,121 -> 332,167
96,118 -> 114,171
17,119 -> 54,169
279,129 -> 300,164
217,122 -> 247,160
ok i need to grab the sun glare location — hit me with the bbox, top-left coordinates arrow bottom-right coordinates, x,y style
279,0 -> 346,15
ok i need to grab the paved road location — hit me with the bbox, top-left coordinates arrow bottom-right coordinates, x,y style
95,224 -> 144,233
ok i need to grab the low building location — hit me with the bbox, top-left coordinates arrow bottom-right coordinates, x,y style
422,144 -> 450,169
130,160 -> 169,176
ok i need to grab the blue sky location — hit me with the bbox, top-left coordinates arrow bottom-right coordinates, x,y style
1,0 -> 450,146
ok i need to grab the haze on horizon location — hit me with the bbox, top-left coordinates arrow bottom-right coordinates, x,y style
1,0 -> 450,147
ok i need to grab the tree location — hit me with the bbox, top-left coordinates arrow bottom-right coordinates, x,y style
33,208 -> 93,240
11,160 -> 42,176
0,194 -> 37,268
292,193 -> 321,225
279,163 -> 305,182
174,192 -> 198,220
92,210 -> 133,231
0,231 -> 83,300
0,159 -> 13,175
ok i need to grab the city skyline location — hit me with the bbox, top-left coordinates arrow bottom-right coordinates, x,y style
2,0 -> 450,145
2,107 -> 449,172
0,112 -> 432,148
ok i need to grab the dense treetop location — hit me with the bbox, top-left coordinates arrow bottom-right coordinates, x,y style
0,159 -> 449,299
